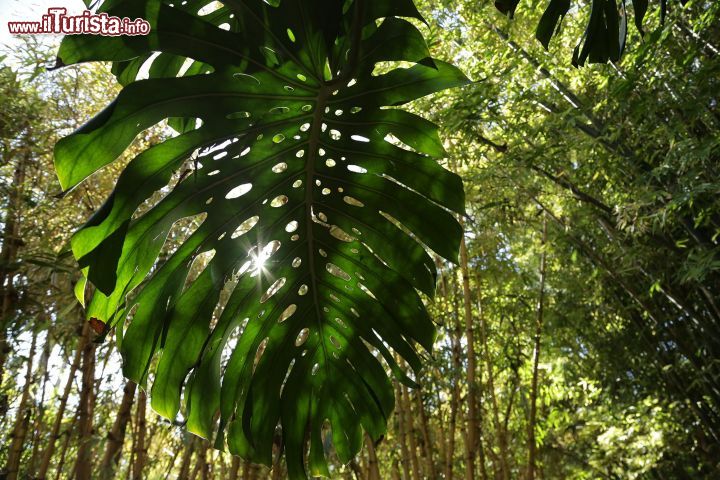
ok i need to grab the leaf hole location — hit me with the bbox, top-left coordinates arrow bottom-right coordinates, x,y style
225,183 -> 253,199
261,277 -> 286,303
347,165 -> 367,174
343,196 -> 364,207
233,72 -> 260,85
358,283 -> 377,300
326,263 -> 351,281
252,337 -> 269,373
270,195 -> 289,207
198,2 -> 223,15
329,225 -> 354,242
231,215 -> 259,239
279,304 -> 297,323
226,111 -> 250,120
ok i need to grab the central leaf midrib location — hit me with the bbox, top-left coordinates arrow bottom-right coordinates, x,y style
305,85 -> 333,371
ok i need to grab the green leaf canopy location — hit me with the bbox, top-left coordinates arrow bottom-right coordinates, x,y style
496,0 -> 688,65
53,0 -> 468,477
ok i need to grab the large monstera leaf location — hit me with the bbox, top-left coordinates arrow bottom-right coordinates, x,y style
54,0 -> 468,477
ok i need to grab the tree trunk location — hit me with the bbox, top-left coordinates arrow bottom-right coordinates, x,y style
527,218 -> 548,480
27,334 -> 53,475
349,459 -> 363,480
178,437 -> 196,479
38,321 -> 89,479
394,380 -> 412,480
391,459 -> 402,480
271,444 -> 284,480
99,380 -> 137,480
366,433 -> 381,480
189,457 -> 203,480
75,324 -> 97,480
413,389 -> 436,480
401,384 -> 422,480
132,389 -> 148,480
0,152 -> 28,390
4,331 -> 38,480
433,376 -> 448,478
188,438 -> 211,480
53,410 -> 80,480
459,233 -> 479,480
199,444 -> 210,480
476,285 -> 509,480
228,456 -> 241,480
445,273 -> 464,480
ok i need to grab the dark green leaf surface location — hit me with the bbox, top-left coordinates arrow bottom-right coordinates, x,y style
508,0 -> 687,65
53,0 -> 468,477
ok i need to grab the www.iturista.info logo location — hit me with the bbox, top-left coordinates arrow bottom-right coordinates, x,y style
8,8 -> 151,36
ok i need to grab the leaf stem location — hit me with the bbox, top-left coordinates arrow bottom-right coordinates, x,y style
305,84 -> 332,366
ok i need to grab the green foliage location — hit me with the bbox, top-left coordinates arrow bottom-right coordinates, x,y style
495,0 -> 687,65
2,1 -> 719,476
425,0 -> 720,473
53,0 -> 468,476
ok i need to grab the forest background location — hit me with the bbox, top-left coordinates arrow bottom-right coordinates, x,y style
1,0 -> 719,478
